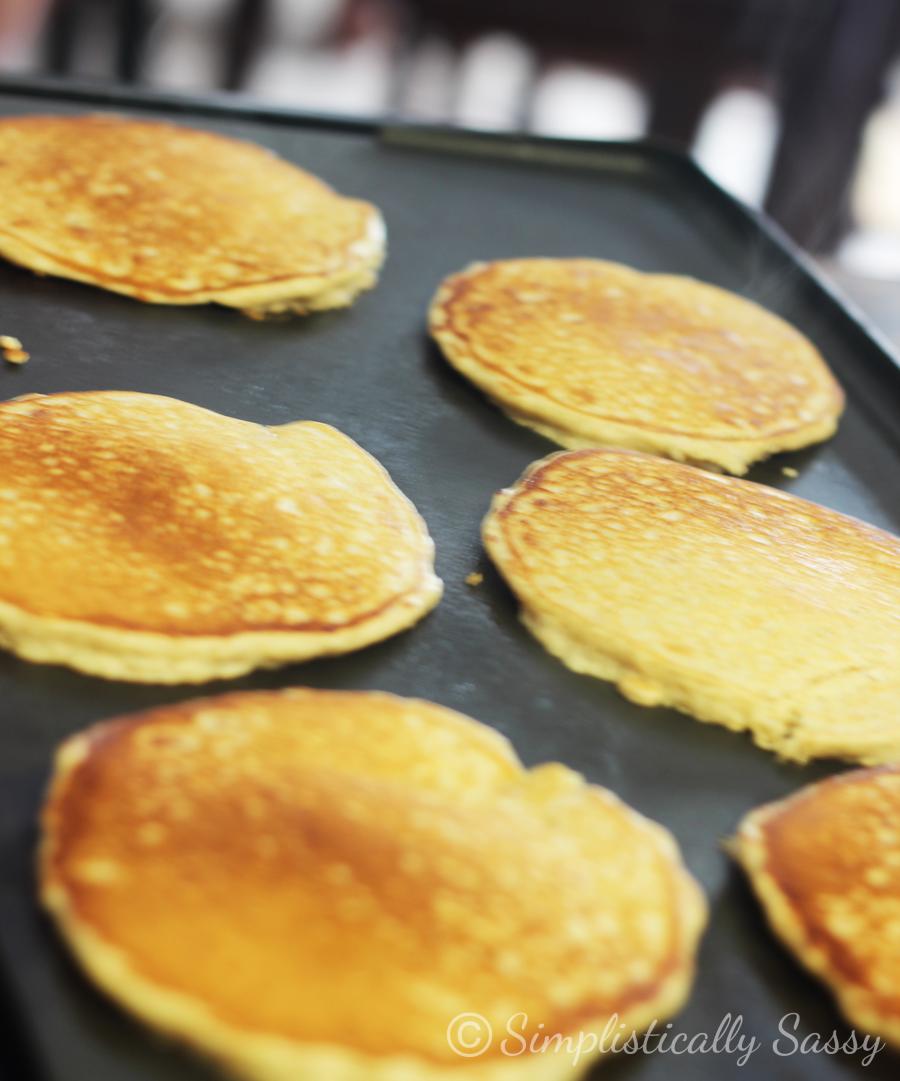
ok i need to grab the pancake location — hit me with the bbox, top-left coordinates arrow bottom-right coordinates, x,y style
0,114 -> 384,316
483,448 -> 900,764
733,767 -> 900,1047
0,392 -> 440,682
430,259 -> 843,473
40,688 -> 706,1081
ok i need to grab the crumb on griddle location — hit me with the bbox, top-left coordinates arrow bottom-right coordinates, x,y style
781,466 -> 799,478
1,335 -> 30,365
465,572 -> 484,586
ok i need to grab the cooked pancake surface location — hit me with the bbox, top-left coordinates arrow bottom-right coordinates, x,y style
430,259 -> 843,473
483,449 -> 900,763
41,688 -> 706,1081
0,114 -> 384,314
734,768 -> 900,1046
0,392 -> 440,681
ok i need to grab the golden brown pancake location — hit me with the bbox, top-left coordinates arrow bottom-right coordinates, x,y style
733,767 -> 900,1048
0,392 -> 440,682
430,259 -> 843,473
40,688 -> 706,1081
483,448 -> 900,763
0,114 -> 384,315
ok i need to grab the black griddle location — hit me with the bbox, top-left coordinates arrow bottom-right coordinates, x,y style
0,76 -> 899,1081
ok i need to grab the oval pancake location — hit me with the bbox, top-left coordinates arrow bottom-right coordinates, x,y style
430,259 -> 843,474
0,114 -> 385,316
40,688 -> 706,1081
483,448 -> 900,764
0,392 -> 441,682
733,767 -> 900,1048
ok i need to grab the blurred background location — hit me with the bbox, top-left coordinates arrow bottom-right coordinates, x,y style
1,0 -> 899,343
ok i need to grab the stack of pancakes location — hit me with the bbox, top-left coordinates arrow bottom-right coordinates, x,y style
0,115 -> 385,316
0,391 -> 441,682
733,768 -> 900,1049
430,258 -> 843,474
482,448 -> 900,765
41,689 -> 706,1081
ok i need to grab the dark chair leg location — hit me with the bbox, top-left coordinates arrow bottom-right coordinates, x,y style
646,62 -> 722,146
766,0 -> 900,251
116,0 -> 152,83
644,0 -> 738,147
43,0 -> 78,76
222,0 -> 269,91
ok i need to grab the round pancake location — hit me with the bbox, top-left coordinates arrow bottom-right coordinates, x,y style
0,392 -> 441,682
734,767 -> 900,1047
0,114 -> 385,316
483,448 -> 900,764
430,259 -> 843,473
40,688 -> 706,1081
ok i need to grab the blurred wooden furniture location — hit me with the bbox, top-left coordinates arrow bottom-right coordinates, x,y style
44,0 -> 151,82
40,0 -> 266,89
765,0 -> 900,248
385,0 -> 900,251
